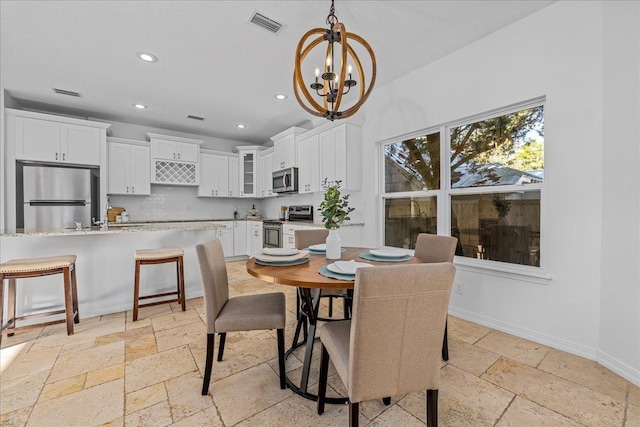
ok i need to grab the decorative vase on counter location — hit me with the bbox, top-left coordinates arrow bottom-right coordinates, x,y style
326,229 -> 342,260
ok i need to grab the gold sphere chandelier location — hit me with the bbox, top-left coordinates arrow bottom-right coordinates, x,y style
293,0 -> 376,121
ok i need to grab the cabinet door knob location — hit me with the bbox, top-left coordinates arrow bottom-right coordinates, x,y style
62,153 -> 66,161
126,186 -> 129,193
132,187 -> 135,193
173,153 -> 176,159
55,152 -> 59,160
178,153 -> 181,160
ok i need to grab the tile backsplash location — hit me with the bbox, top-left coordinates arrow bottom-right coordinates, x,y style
109,186 -> 261,222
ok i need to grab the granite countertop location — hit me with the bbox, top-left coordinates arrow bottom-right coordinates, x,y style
1,221 -> 227,237
1,218 -> 364,237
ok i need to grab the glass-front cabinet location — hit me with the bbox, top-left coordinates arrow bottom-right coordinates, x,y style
236,147 -> 262,198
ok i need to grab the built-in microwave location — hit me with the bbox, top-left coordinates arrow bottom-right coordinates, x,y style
272,167 -> 299,193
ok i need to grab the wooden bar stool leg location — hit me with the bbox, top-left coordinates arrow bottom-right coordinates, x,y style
63,266 -> 74,335
71,264 -> 80,323
133,260 -> 141,321
178,257 -> 187,311
8,278 -> 16,336
178,256 -> 186,312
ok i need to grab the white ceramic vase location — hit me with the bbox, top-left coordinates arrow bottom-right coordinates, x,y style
326,228 -> 342,260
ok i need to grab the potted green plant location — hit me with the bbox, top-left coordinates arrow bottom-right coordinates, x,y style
318,179 -> 354,259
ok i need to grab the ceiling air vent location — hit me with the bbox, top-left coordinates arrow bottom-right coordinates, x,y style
249,11 -> 283,34
53,88 -> 82,97
187,115 -> 205,121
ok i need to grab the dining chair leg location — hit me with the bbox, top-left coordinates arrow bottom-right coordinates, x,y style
426,389 -> 438,427
277,328 -> 286,389
202,333 -> 215,395
316,344 -> 330,415
441,320 -> 449,361
349,401 -> 359,427
217,332 -> 226,361
328,296 -> 334,317
383,397 -> 391,405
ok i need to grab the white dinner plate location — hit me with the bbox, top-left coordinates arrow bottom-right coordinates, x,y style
369,248 -> 408,258
308,244 -> 326,251
327,260 -> 373,275
262,248 -> 299,256
255,250 -> 309,263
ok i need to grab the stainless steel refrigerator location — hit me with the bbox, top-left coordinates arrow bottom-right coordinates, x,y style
18,163 -> 99,231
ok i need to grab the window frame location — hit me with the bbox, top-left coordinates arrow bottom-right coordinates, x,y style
378,97 -> 550,284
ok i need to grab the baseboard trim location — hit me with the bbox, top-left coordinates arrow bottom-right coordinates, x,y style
448,307 -> 640,387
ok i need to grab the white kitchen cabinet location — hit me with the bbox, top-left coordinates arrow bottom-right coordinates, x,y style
274,133 -> 296,171
237,148 -> 257,198
297,133 -> 320,194
15,116 -> 101,165
147,133 -> 202,185
228,156 -> 239,197
199,152 -> 231,197
283,224 -> 306,250
258,148 -> 276,198
212,221 -> 234,257
148,134 -> 199,162
233,221 -> 247,256
318,123 -> 362,191
271,126 -> 308,171
107,138 -> 151,195
249,221 -> 263,255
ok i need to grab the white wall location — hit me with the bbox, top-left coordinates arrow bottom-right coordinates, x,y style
599,1 -> 640,382
358,1 -> 638,384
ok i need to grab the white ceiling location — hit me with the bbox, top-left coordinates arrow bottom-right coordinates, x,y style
0,1 -> 554,144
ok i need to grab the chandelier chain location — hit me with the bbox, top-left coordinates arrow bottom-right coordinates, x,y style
326,0 -> 338,26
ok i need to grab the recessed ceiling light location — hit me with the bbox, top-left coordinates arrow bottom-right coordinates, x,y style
136,52 -> 158,62
133,103 -> 147,109
236,123 -> 247,129
274,93 -> 288,100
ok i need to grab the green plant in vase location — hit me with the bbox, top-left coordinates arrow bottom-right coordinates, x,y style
319,179 -> 355,229
319,179 -> 354,259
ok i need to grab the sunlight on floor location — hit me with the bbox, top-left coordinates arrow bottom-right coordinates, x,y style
0,342 -> 26,373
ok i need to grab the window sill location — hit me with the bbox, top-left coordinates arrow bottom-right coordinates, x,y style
453,257 -> 551,285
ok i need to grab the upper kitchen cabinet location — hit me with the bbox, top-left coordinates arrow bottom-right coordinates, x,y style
258,147 -> 276,198
9,109 -> 110,166
199,150 -> 237,197
107,137 -> 151,195
271,126 -> 308,171
147,133 -> 202,186
297,133 -> 320,194
319,122 -> 362,191
234,146 -> 264,198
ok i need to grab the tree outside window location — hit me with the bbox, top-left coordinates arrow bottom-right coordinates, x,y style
382,102 -> 544,267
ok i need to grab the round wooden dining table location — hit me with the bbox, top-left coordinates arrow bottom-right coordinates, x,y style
246,247 -> 420,403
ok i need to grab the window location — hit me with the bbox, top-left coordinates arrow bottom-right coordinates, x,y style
381,101 -> 544,267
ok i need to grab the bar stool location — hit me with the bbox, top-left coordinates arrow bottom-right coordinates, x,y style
133,247 -> 185,321
0,255 -> 79,344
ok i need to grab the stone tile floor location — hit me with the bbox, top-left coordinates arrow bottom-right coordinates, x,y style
1,261 -> 638,426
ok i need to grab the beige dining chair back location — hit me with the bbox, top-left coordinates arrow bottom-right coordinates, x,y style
295,229 -> 349,319
414,233 -> 458,263
414,233 -> 457,361
317,262 -> 456,427
294,229 -> 329,250
196,238 -> 286,395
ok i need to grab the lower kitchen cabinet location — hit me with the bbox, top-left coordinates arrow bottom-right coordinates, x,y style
212,221 -> 234,256
233,221 -> 247,256
249,221 -> 263,255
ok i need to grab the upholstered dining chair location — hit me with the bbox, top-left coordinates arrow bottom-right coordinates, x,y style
295,229 -> 350,319
414,233 -> 458,361
196,238 -> 286,395
317,263 -> 456,427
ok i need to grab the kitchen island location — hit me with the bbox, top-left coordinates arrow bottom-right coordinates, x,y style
0,222 -> 226,319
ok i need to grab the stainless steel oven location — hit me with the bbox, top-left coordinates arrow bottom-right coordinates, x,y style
263,220 -> 283,248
